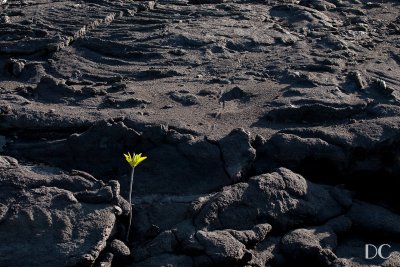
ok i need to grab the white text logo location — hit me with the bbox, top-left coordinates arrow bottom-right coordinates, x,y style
365,244 -> 392,260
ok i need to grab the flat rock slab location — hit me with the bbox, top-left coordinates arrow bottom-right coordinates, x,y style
0,156 -> 118,266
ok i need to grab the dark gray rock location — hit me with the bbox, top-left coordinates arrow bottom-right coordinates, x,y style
74,185 -> 114,203
281,227 -> 337,266
253,237 -> 283,267
325,215 -> 352,235
255,117 -> 400,187
173,220 -> 204,255
134,199 -> 191,242
270,4 -> 336,29
110,239 -> 131,257
82,86 -> 107,96
299,0 -> 337,11
97,252 -> 114,267
266,102 -> 366,123
0,156 -> 118,267
219,86 -> 254,103
197,88 -> 218,97
7,119 -> 231,195
133,230 -> 178,261
1,2 -> 400,266
227,223 -> 272,246
218,128 -> 256,182
136,69 -> 182,80
6,119 -> 141,179
347,201 -> 400,239
196,230 -> 249,265
279,216 -> 350,266
0,203 -> 8,224
5,58 -> 25,77
169,91 -> 199,106
116,195 -> 131,216
137,1 -> 156,12
101,96 -> 151,109
32,76 -> 83,103
350,70 -> 367,90
261,132 -> 346,166
367,104 -> 400,118
193,168 -> 351,231
109,180 -> 121,197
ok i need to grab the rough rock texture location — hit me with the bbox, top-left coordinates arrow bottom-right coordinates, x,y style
218,128 -> 256,182
2,0 -> 399,140
193,167 -> 351,231
1,0 -> 400,266
196,230 -> 248,264
0,156 -> 119,266
279,216 -> 352,266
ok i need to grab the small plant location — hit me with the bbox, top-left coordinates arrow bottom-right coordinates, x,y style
123,151 -> 147,241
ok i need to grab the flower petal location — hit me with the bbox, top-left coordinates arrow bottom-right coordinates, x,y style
124,151 -> 146,167
136,156 -> 147,166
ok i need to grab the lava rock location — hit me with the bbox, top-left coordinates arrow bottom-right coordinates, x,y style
219,86 -> 254,103
281,227 -> 337,266
110,239 -> 131,257
196,230 -> 249,265
258,132 -> 347,168
218,128 -> 256,182
33,76 -> 82,103
6,119 -> 232,194
97,252 -> 114,267
0,203 -> 8,224
101,96 -> 151,109
169,91 -> 199,106
173,220 -> 204,255
133,230 -> 178,261
0,156 -> 117,267
265,102 -> 366,123
227,223 -> 272,247
193,168 -> 352,231
347,201 -> 400,239
5,59 -> 25,77
74,185 -> 114,203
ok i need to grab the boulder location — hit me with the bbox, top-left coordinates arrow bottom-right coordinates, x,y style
196,230 -> 250,265
218,128 -> 256,182
0,156 -> 119,266
193,168 -> 352,231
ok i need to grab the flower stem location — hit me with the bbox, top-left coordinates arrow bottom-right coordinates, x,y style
126,167 -> 135,242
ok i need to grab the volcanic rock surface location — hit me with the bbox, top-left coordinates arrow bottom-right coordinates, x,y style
1,0 -> 400,266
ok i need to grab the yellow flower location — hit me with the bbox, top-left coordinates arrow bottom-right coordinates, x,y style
124,152 -> 147,168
